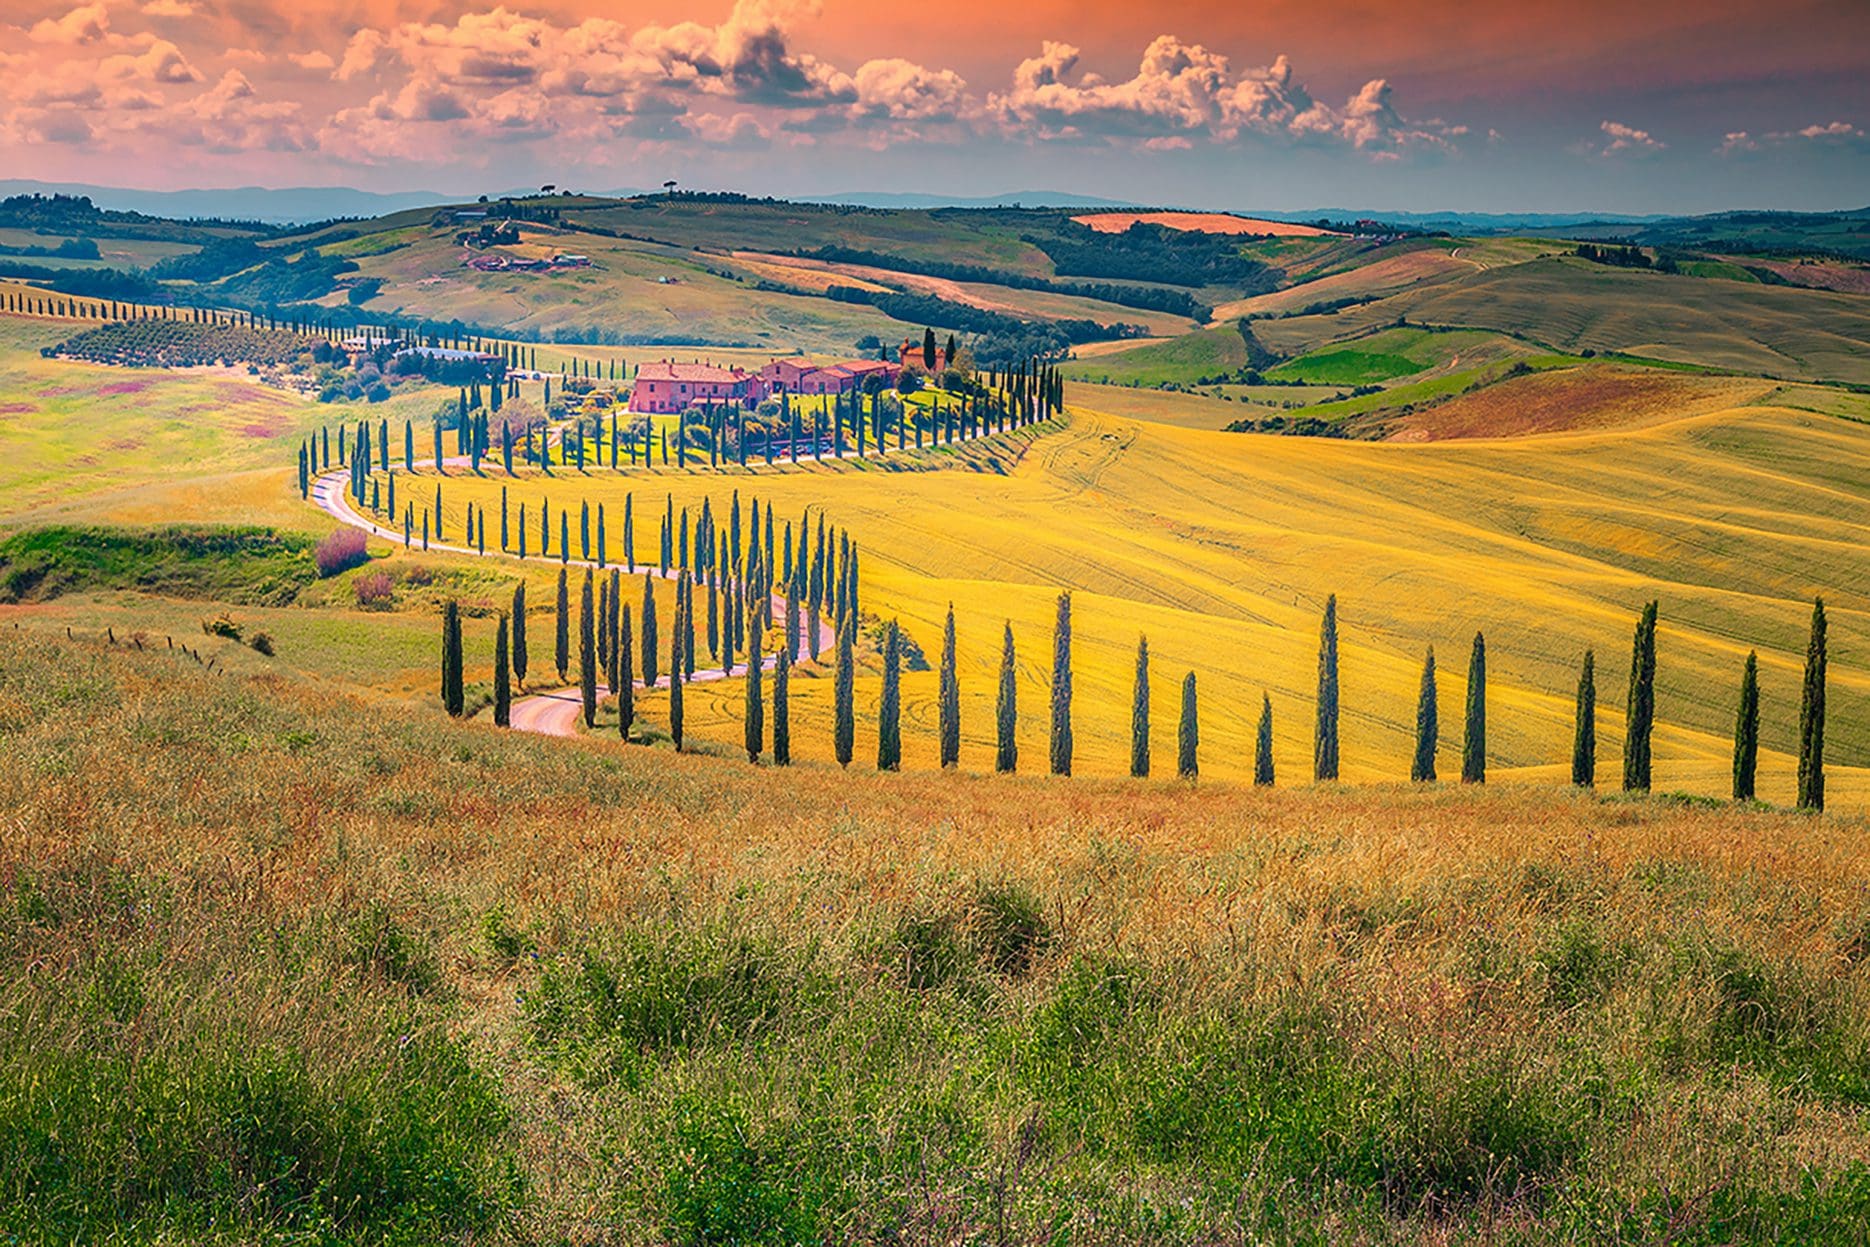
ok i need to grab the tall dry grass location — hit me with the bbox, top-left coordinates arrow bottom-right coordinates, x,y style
5,630 -> 1870,1243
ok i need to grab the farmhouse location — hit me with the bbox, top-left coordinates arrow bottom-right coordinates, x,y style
756,355 -> 902,397
630,361 -> 757,414
900,337 -> 949,374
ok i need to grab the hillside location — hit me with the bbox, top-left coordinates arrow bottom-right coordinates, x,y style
8,630 -> 1870,1242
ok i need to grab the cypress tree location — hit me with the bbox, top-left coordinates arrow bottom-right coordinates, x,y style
1177,672 -> 1199,780
834,616 -> 855,767
1733,650 -> 1760,803
744,605 -> 764,763
624,493 -> 635,573
1462,632 -> 1486,784
1050,591 -> 1073,776
878,620 -> 902,771
1130,634 -> 1150,778
996,622 -> 1018,774
511,583 -> 528,686
554,568 -> 569,683
669,598 -> 685,751
773,640 -> 790,766
682,575 -> 696,682
579,571 -> 597,728
493,614 -> 511,727
597,575 -> 610,673
1412,646 -> 1437,782
618,605 -> 635,741
1798,597 -> 1827,812
936,604 -> 960,768
640,576 -> 658,688
559,511 -> 569,565
1623,601 -> 1658,793
1314,595 -> 1340,781
1571,650 -> 1596,788
440,599 -> 464,717
1254,694 -> 1275,786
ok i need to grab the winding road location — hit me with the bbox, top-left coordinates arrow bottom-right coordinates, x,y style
311,453 -> 835,738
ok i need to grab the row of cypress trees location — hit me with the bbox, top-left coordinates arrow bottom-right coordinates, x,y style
445,569 -> 1833,810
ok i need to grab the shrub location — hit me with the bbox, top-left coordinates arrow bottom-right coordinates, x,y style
313,528 -> 368,578
246,631 -> 275,656
354,568 -> 394,608
201,612 -> 241,641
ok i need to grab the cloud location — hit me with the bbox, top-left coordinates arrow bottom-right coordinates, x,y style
1793,120 -> 1862,141
1599,120 -> 1665,155
1717,120 -> 1863,155
141,0 -> 199,17
29,4 -> 110,45
289,49 -> 335,72
989,37 -> 1454,154
851,58 -> 967,121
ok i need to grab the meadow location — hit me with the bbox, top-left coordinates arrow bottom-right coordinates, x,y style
8,630 -> 1870,1243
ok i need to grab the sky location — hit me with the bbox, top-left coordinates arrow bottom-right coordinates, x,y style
2,0 -> 1866,214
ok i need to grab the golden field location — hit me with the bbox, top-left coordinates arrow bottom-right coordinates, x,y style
395,397 -> 1870,808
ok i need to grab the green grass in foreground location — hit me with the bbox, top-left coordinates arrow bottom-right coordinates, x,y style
6,632 -> 1870,1242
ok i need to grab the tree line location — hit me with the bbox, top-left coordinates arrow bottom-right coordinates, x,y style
443,586 -> 1836,811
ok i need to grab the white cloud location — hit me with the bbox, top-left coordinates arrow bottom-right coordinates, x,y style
29,4 -> 109,45
1599,120 -> 1665,156
989,37 -> 1455,154
141,0 -> 199,18
1717,120 -> 1863,155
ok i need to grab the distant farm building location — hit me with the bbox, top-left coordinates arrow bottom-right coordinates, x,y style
900,337 -> 949,373
630,361 -> 758,414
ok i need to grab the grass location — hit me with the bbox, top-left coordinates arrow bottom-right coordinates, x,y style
7,630 -> 1870,1241
0,312 -> 446,534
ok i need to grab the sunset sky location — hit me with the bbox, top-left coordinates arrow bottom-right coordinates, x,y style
3,0 -> 1866,213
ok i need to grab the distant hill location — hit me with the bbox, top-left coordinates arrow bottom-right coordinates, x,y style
0,181 -> 466,225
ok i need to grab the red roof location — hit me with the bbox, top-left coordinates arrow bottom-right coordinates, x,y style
635,361 -> 749,383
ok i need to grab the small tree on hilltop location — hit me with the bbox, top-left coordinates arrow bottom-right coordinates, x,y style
511,583 -> 529,687
1050,592 -> 1073,777
1177,671 -> 1198,780
1462,632 -> 1486,784
579,571 -> 597,728
1412,645 -> 1437,783
440,599 -> 464,717
555,568 -> 570,684
493,613 -> 512,727
618,605 -> 635,742
1623,601 -> 1658,793
1254,693 -> 1275,786
744,606 -> 764,763
1798,598 -> 1827,812
878,620 -> 902,772
939,604 -> 960,769
996,622 -> 1018,774
641,575 -> 659,689
834,616 -> 855,767
773,641 -> 790,766
1733,650 -> 1760,803
1314,595 -> 1340,782
1131,634 -> 1150,779
1571,649 -> 1595,788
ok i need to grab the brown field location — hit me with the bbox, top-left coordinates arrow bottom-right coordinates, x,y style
1378,367 -> 1778,442
1736,258 -> 1870,295
1073,211 -> 1337,237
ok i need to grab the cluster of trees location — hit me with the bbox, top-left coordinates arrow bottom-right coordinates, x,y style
297,355 -> 1067,513
51,318 -> 317,369
1573,243 -> 1672,271
822,285 -> 1142,353
440,488 -> 867,765
789,245 -> 1214,321
1023,221 -> 1278,291
445,580 -> 1837,812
